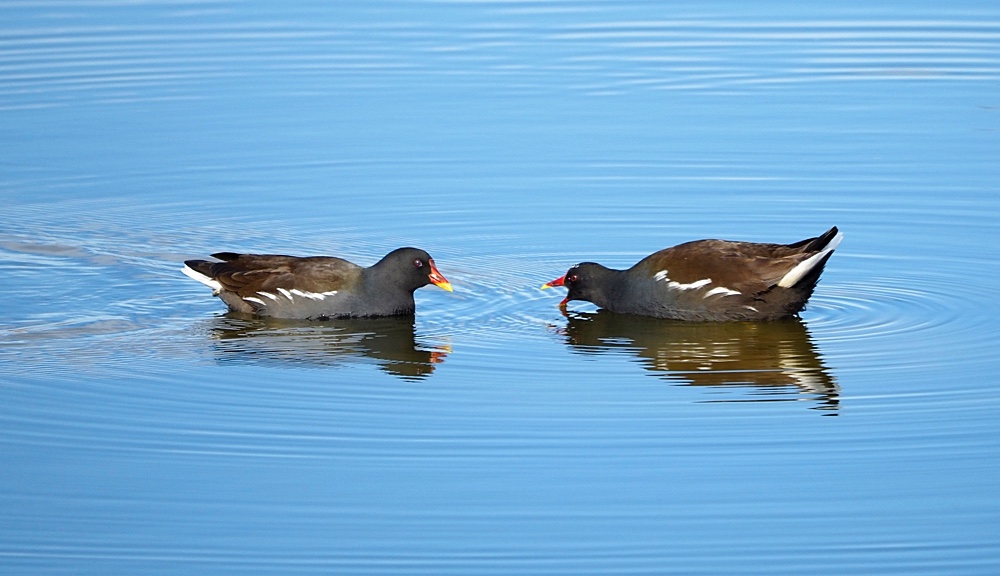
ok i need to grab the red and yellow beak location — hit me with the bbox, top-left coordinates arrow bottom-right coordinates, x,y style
428,259 -> 453,292
541,275 -> 569,307
540,275 -> 565,289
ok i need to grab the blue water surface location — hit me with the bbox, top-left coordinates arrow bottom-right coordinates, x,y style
1,1 -> 999,574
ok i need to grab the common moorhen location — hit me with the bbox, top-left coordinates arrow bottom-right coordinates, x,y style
542,227 -> 842,321
183,247 -> 452,319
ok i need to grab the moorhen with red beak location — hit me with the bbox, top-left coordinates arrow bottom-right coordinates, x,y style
543,227 -> 842,321
183,247 -> 452,319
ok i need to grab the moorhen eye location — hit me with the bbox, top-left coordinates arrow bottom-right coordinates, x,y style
567,274 -> 579,283
413,259 -> 424,268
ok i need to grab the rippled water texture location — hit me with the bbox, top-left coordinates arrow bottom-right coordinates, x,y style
2,1 -> 999,574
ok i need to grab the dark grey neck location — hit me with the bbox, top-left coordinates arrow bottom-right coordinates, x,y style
358,260 -> 418,315
584,265 -> 630,311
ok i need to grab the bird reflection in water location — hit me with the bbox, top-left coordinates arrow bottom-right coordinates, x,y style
554,310 -> 839,413
203,314 -> 449,380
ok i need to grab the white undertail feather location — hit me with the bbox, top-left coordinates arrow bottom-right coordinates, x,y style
182,265 -> 222,294
777,231 -> 844,288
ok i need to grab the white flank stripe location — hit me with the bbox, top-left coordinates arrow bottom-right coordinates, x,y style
181,265 -> 222,292
277,287 -> 293,300
290,288 -> 313,300
244,296 -> 266,306
744,305 -> 759,312
290,289 -> 336,300
653,270 -> 670,282
704,286 -> 741,298
257,291 -> 279,301
668,278 -> 711,291
778,231 -> 844,288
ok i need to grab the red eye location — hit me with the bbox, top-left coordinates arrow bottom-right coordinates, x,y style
568,274 -> 579,283
413,259 -> 424,268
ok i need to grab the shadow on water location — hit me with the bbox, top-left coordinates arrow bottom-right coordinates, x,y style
200,314 -> 449,380
553,310 -> 840,413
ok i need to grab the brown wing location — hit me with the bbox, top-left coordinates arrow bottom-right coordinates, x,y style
201,254 -> 362,298
632,238 -> 824,295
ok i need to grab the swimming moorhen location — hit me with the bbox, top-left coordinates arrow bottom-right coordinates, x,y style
183,247 -> 452,319
542,227 -> 842,321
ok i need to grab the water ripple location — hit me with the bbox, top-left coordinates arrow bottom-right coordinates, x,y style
1,12 -> 998,108
802,263 -> 995,381
2,5 -> 999,573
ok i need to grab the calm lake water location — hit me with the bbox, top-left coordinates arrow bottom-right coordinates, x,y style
2,1 -> 999,574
